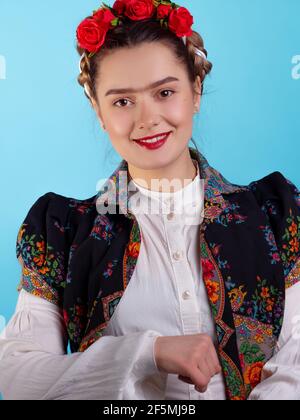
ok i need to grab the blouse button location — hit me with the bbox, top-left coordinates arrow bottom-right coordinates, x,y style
167,212 -> 175,220
173,250 -> 182,261
182,290 -> 192,300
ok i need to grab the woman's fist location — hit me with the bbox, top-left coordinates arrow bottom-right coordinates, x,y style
154,333 -> 222,393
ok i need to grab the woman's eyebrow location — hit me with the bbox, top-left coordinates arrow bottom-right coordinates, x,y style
105,76 -> 179,96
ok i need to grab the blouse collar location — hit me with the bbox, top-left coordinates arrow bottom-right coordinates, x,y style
94,145 -> 249,222
127,159 -> 203,218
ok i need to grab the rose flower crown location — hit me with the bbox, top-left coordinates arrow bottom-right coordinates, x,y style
76,0 -> 207,60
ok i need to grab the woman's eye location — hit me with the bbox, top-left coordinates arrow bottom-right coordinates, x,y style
113,98 -> 132,108
113,90 -> 175,108
159,89 -> 175,98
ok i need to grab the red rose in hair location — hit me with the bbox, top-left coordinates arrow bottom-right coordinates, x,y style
157,4 -> 172,19
113,0 -> 126,15
124,0 -> 156,21
168,6 -> 194,37
76,18 -> 108,53
93,7 -> 116,26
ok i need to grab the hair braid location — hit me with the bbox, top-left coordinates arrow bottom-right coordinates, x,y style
77,49 -> 95,103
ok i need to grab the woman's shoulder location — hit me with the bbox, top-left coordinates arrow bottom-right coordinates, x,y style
16,191 -> 99,306
247,170 -> 300,203
17,190 -> 101,253
246,170 -> 300,286
29,190 -> 98,212
21,191 -> 99,227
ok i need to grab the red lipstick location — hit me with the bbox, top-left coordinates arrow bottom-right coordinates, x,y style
133,131 -> 172,150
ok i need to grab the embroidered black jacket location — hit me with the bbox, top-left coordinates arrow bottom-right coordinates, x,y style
16,147 -> 300,399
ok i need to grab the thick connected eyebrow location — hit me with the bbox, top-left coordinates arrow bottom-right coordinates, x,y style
105,76 -> 180,96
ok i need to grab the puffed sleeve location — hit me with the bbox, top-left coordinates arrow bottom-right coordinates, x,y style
16,192 -> 72,308
249,171 -> 300,288
246,171 -> 300,399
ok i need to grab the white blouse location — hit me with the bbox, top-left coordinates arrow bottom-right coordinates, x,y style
1,160 -> 300,400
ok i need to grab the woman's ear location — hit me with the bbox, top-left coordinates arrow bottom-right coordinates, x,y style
92,100 -> 106,131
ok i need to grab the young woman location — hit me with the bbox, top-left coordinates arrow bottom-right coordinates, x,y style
1,0 -> 300,400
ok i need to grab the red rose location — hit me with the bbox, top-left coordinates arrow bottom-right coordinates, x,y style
113,0 -> 126,15
157,4 -> 172,19
76,17 -> 108,53
168,6 -> 194,37
124,0 -> 156,21
93,7 -> 116,26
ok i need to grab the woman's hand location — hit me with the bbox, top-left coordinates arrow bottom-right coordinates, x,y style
154,334 -> 222,393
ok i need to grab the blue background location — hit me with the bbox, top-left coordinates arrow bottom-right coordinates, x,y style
0,0 -> 300,332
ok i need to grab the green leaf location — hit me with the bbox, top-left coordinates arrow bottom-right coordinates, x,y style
254,355 -> 265,363
53,260 -> 58,269
250,344 -> 261,354
244,354 -> 255,364
111,18 -> 119,27
51,269 -> 56,277
240,341 -> 250,354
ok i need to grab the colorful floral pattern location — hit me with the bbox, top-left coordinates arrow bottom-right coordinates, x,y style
16,224 -> 67,306
15,149 -> 300,400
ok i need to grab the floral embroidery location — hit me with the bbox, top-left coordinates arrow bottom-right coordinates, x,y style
285,257 -> 300,289
215,202 -> 248,227
63,298 -> 88,347
233,314 -> 276,396
78,322 -> 107,352
200,240 -> 228,321
16,224 -> 67,290
281,208 -> 300,277
210,243 -> 231,270
102,291 -> 124,322
205,280 -> 220,304
17,265 -> 59,305
203,201 -> 224,222
259,224 -> 281,264
90,214 -> 115,243
243,361 -> 264,389
228,275 -> 284,329
123,218 -> 141,288
201,256 -> 220,317
219,349 -> 246,400
69,198 -> 94,214
261,199 -> 277,216
16,150 -> 300,401
66,244 -> 78,284
53,220 -> 71,233
103,259 -> 119,280
228,285 -> 247,312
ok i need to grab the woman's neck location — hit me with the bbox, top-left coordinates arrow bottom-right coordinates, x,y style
128,148 -> 197,193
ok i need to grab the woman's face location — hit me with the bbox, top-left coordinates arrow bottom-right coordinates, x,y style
93,41 -> 201,171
